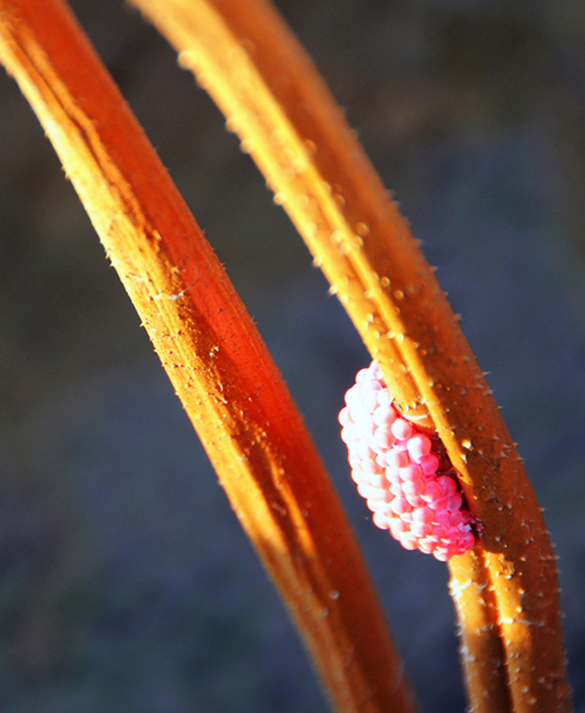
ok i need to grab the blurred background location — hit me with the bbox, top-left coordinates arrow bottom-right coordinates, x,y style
0,0 -> 584,711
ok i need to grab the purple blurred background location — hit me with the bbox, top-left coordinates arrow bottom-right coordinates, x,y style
0,0 -> 584,711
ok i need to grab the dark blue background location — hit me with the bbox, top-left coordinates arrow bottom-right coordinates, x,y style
0,1 -> 584,711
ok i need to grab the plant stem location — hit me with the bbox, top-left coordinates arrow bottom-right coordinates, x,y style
448,544 -> 511,713
128,0 -> 572,710
0,1 -> 419,711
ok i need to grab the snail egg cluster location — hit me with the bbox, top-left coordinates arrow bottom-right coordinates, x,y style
339,362 -> 475,561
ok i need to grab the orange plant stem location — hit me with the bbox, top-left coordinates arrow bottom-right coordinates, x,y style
128,1 -> 571,711
0,2 -> 419,712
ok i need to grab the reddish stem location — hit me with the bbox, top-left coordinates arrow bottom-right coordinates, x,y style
0,1 -> 418,712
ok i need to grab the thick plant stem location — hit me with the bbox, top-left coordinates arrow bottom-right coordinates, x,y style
128,0 -> 572,711
0,2 -> 419,712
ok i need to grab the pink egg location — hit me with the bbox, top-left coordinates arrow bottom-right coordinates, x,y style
386,449 -> 410,469
419,453 -> 440,475
407,434 -> 432,462
399,464 -> 424,483
391,418 -> 414,441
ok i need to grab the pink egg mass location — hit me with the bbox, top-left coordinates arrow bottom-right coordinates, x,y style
339,362 -> 475,561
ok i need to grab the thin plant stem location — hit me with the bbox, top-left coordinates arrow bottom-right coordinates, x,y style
127,0 -> 572,710
0,1 -> 419,712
